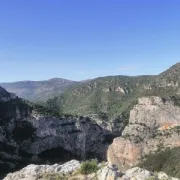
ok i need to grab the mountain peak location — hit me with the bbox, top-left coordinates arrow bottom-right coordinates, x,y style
149,62 -> 180,89
158,62 -> 180,82
160,62 -> 180,76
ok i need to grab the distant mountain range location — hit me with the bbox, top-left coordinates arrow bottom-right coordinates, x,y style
0,78 -> 79,102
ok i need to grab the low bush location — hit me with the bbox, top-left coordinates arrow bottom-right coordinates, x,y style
79,159 -> 99,175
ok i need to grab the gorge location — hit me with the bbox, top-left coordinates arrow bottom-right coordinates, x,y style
1,63 -> 180,179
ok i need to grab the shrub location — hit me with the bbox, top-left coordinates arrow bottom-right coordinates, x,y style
79,159 -> 99,175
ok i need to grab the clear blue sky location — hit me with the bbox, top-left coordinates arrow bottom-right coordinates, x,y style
0,0 -> 180,82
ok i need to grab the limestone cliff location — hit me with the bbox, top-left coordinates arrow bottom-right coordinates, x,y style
0,86 -> 113,176
107,96 -> 180,171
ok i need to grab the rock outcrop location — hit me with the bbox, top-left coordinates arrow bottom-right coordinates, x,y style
3,160 -> 80,180
3,161 -> 179,180
107,96 -> 180,171
0,86 -> 112,176
97,164 -> 121,180
20,114 -> 111,159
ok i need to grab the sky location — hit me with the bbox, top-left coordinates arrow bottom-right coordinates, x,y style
0,0 -> 180,82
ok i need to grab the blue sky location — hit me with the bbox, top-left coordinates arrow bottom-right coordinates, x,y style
0,0 -> 180,82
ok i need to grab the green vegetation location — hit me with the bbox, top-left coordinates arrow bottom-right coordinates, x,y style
139,147 -> 180,178
79,159 -> 99,175
32,103 -> 62,117
2,63 -> 180,124
46,75 -> 153,121
45,63 -> 180,121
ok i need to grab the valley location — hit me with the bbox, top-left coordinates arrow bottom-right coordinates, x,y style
1,63 -> 180,179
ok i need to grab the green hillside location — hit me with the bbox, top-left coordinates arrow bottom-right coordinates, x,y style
140,147 -> 180,178
46,75 -> 153,120
46,63 -> 180,121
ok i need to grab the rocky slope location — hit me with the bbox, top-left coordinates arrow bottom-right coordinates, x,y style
0,86 -> 113,177
0,78 -> 78,102
107,96 -> 180,172
0,86 -> 17,101
152,62 -> 180,88
3,160 -> 179,180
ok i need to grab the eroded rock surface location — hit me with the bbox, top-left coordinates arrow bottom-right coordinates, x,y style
3,162 -> 179,180
3,160 -> 80,180
108,96 -> 180,170
0,86 -> 112,175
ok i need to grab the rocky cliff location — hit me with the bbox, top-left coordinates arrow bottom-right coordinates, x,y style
107,96 -> 180,171
3,160 -> 179,180
0,86 -> 113,176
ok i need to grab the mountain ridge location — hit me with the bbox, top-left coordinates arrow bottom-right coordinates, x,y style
45,62 -> 180,120
0,78 -> 79,102
1,62 -> 180,120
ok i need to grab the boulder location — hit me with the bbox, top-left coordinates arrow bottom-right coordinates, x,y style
120,167 -> 152,180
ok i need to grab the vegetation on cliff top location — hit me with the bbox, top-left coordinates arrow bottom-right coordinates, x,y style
140,147 -> 180,178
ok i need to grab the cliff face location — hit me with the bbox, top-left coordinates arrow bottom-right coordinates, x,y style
21,114 -> 111,159
107,96 -> 180,171
0,86 -> 113,175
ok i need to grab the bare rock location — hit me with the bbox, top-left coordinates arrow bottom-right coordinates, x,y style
97,165 -> 121,180
107,96 -> 180,170
3,160 -> 80,180
120,167 -> 152,180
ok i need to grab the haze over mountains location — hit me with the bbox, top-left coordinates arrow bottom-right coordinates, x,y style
0,78 -> 79,102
